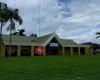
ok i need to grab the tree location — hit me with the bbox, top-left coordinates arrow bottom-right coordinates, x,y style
0,2 -> 8,55
18,29 -> 25,36
0,2 -> 23,56
31,33 -> 37,37
96,32 -> 100,39
6,9 -> 23,56
12,29 -> 26,36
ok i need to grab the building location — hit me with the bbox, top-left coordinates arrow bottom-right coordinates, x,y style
0,33 -> 93,56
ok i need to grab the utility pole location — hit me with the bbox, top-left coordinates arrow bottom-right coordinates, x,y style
38,2 -> 41,36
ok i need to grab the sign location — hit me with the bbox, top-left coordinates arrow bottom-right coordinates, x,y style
49,43 -> 59,47
35,46 -> 45,56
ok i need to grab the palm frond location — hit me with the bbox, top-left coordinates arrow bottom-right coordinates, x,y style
13,9 -> 23,25
96,32 -> 100,35
0,6 -> 10,24
0,2 -> 23,33
7,19 -> 15,31
0,7 -> 23,25
96,35 -> 100,39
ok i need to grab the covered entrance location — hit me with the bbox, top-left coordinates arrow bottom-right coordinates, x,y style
46,37 -> 62,55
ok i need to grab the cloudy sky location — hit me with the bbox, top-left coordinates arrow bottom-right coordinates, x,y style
1,0 -> 100,43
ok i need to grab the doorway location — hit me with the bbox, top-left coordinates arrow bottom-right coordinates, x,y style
80,47 -> 85,55
46,37 -> 61,55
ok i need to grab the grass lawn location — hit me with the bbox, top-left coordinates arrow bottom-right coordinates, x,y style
0,56 -> 100,80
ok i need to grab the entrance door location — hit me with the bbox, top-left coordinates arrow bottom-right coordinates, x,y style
46,37 -> 62,55
51,47 -> 58,55
46,46 -> 58,55
80,47 -> 85,55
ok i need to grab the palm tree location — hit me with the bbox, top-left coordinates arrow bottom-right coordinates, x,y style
0,2 -> 23,56
96,32 -> 100,39
6,8 -> 23,56
6,19 -> 16,56
0,2 -> 8,55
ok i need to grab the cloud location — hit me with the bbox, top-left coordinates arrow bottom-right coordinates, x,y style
57,0 -> 100,43
1,0 -> 100,43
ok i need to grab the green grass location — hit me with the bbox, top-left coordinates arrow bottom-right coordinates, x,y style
0,56 -> 100,80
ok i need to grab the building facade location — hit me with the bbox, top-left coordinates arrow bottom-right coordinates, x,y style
0,33 -> 93,56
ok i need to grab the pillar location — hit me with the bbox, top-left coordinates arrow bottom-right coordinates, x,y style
0,46 -> 1,54
31,46 -> 34,56
85,47 -> 89,55
43,47 -> 46,56
71,47 -> 73,56
62,47 -> 65,56
17,46 -> 21,56
1,45 -> 5,56
78,47 -> 80,56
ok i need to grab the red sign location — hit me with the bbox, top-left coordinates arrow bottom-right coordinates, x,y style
35,46 -> 45,56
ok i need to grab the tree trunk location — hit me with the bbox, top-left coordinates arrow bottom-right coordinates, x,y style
0,22 -> 3,56
9,28 -> 12,57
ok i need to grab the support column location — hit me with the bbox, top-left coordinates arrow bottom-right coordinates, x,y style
17,46 -> 21,56
0,45 -> 1,55
31,46 -> 34,56
85,48 -> 89,55
62,47 -> 65,56
71,47 -> 73,56
43,47 -> 46,56
1,45 -> 5,56
78,47 -> 80,56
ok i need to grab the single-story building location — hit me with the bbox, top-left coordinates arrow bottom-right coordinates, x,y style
0,32 -> 93,56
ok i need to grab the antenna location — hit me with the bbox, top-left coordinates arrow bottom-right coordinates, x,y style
38,2 -> 41,36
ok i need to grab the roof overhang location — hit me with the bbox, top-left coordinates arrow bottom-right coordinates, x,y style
63,44 -> 91,47
42,33 -> 63,46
